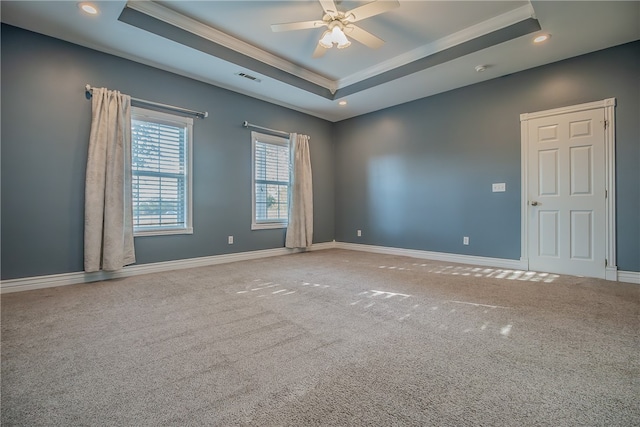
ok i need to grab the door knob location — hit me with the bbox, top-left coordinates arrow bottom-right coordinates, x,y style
530,201 -> 539,206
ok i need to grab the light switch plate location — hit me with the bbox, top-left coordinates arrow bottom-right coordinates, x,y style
492,183 -> 506,192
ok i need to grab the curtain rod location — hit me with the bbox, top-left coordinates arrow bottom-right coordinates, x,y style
85,85 -> 208,119
243,121 -> 294,138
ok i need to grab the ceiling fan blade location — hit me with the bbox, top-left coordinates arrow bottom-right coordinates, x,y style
271,20 -> 325,32
345,25 -> 385,49
318,0 -> 338,17
343,0 -> 400,23
312,43 -> 328,58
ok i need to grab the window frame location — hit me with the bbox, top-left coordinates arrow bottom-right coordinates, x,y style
251,131 -> 291,230
130,107 -> 194,237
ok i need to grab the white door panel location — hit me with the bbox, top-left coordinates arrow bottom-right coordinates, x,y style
527,108 -> 606,278
538,149 -> 559,196
570,211 -> 592,260
538,211 -> 559,257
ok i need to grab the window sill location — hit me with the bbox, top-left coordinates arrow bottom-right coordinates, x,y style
134,227 -> 193,237
251,222 -> 287,231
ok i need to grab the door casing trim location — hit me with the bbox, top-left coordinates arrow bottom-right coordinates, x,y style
520,98 -> 617,280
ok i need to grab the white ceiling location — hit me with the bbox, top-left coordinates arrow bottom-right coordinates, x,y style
2,1 -> 638,122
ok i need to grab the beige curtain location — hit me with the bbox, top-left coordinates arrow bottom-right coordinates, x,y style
286,133 -> 313,248
84,88 -> 136,272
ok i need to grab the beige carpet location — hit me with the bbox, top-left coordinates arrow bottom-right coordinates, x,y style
2,249 -> 639,426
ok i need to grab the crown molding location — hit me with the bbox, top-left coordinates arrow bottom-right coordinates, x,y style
126,0 -> 338,93
125,1 -> 534,95
337,4 -> 536,89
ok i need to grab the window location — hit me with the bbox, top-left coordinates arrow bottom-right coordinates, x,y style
251,131 -> 290,229
131,107 -> 193,236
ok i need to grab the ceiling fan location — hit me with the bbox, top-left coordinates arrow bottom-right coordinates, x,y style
271,0 -> 400,58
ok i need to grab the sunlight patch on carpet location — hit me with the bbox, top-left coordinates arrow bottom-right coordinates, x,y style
375,263 -> 564,283
447,300 -> 509,309
236,279 -> 330,299
367,290 -> 411,299
500,324 -> 513,336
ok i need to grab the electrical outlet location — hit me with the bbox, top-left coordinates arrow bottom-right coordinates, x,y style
492,183 -> 506,192
357,229 -> 362,237
228,236 -> 234,244
463,236 -> 469,245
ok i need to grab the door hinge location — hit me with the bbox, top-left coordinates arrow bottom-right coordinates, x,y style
605,259 -> 608,267
604,120 -> 608,129
605,189 -> 608,198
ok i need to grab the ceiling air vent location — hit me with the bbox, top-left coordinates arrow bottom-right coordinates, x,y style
235,72 -> 261,83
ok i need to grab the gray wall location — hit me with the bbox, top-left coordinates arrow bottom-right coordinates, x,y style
2,24 -> 638,280
334,40 -> 639,272
1,24 -> 334,280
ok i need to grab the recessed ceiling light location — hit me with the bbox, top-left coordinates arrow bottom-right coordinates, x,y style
474,65 -> 487,73
533,34 -> 551,44
78,2 -> 99,15
338,100 -> 347,106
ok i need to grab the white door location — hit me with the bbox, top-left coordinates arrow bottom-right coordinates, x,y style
527,108 -> 606,278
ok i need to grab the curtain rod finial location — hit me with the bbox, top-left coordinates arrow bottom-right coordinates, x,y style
243,121 -> 249,128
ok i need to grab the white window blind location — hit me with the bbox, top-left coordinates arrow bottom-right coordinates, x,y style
252,131 -> 290,229
131,107 -> 193,236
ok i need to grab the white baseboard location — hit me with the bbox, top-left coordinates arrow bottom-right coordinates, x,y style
337,243 -> 640,283
335,242 -> 529,270
4,240 -> 637,293
617,270 -> 640,284
303,241 -> 337,252
0,242 -> 337,294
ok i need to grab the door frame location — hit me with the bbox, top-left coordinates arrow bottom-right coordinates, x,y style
520,98 -> 617,280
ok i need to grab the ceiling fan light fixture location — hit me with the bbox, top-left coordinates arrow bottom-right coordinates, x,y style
335,27 -> 351,49
319,24 -> 351,49
319,30 -> 334,49
272,0 -> 400,57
